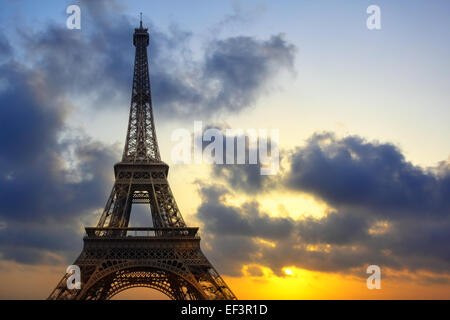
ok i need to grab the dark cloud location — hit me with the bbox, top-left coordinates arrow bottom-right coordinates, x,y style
286,133 -> 450,217
20,16 -> 134,108
0,45 -> 119,264
0,222 -> 82,264
0,62 -> 64,164
151,32 -> 296,118
199,34 -> 295,114
194,133 -> 450,279
194,184 -> 379,276
19,0 -> 296,118
0,61 -> 118,223
0,31 -> 12,59
197,184 -> 294,239
195,124 -> 281,192
213,164 -> 265,192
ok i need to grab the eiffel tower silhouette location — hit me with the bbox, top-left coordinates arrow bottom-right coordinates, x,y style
48,16 -> 236,300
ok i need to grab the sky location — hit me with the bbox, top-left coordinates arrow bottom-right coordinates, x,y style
0,0 -> 449,299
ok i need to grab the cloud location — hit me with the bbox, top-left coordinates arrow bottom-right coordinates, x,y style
199,34 -> 296,114
0,47 -> 120,264
0,0 -> 295,264
0,61 -> 118,224
146,31 -> 296,118
18,0 -> 296,118
193,133 -> 450,279
286,133 -> 450,217
0,31 -> 12,59
195,124 -> 281,191
0,222 -> 81,265
213,163 -> 266,192
197,184 -> 295,239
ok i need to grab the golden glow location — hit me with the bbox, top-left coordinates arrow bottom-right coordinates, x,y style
283,268 -> 294,276
253,237 -> 277,248
368,220 -> 392,235
305,244 -> 331,253
222,266 -> 450,300
0,260 -> 448,299
257,192 -> 332,219
221,190 -> 332,220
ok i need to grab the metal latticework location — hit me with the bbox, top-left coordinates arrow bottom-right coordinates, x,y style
123,18 -> 160,162
48,17 -> 236,300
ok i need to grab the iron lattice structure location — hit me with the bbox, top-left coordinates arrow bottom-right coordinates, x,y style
48,18 -> 236,300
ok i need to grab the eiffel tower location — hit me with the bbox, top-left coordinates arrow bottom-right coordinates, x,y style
48,16 -> 236,300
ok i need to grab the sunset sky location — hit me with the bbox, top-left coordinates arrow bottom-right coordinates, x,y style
0,0 -> 449,299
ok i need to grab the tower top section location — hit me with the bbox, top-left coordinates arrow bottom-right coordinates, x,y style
123,15 -> 161,162
134,13 -> 149,47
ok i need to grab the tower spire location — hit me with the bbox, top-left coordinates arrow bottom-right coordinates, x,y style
123,14 -> 160,162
